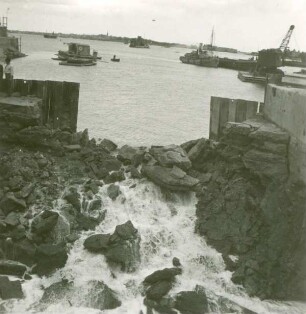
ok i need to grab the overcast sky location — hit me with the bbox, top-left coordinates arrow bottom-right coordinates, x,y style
0,0 -> 305,51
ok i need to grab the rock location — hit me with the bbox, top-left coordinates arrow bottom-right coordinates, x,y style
64,144 -> 81,152
18,183 -> 35,198
76,213 -> 101,231
187,138 -> 209,162
100,158 -> 122,172
31,210 -> 59,235
105,221 -> 141,272
180,139 -> 200,153
130,166 -> 142,179
172,257 -> 181,267
144,268 -> 182,285
0,260 -> 27,277
100,138 -> 118,152
149,145 -> 191,170
10,224 -> 26,240
117,145 -> 145,165
40,280 -> 121,310
146,280 -> 173,300
174,291 -> 208,314
104,170 -> 125,184
84,234 -> 111,252
34,243 -> 68,276
84,181 -> 100,195
0,276 -> 24,299
88,199 -> 103,211
142,165 -> 199,191
0,193 -> 27,215
107,184 -> 121,200
63,187 -> 81,211
243,149 -> 288,182
8,175 -> 25,191
4,211 -> 20,226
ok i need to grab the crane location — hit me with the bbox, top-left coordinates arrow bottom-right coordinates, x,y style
279,25 -> 294,52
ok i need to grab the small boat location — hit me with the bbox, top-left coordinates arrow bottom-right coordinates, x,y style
111,55 -> 120,62
55,42 -> 101,61
59,57 -> 96,66
44,32 -> 57,39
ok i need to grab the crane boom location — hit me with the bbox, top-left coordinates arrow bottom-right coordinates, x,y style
279,25 -> 295,52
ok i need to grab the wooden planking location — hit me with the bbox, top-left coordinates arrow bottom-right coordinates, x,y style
210,96 -> 260,140
0,78 -> 80,132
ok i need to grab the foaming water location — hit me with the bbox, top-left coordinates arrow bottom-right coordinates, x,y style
12,34 -> 265,146
4,178 -> 306,313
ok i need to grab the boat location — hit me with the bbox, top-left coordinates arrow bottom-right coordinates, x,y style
44,32 -> 58,39
59,57 -> 96,66
111,55 -> 120,62
129,36 -> 150,48
179,28 -> 219,68
55,42 -> 101,61
218,57 -> 257,71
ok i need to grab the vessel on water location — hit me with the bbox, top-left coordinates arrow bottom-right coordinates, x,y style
111,55 -> 120,62
54,42 -> 101,61
44,32 -> 58,39
179,29 -> 219,68
129,36 -> 150,48
59,57 -> 96,66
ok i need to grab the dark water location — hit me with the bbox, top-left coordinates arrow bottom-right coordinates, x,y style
12,33 -> 264,146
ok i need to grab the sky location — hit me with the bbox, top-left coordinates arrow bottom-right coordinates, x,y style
0,0 -> 305,52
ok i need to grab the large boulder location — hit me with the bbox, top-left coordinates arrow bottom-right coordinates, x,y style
99,138 -> 118,152
142,165 -> 199,191
0,260 -> 27,277
0,193 -> 27,215
0,276 -> 24,299
84,234 -> 111,252
174,291 -> 208,314
63,187 -> 81,211
40,280 -> 121,310
149,145 -> 191,170
34,243 -> 68,276
144,268 -> 182,285
117,145 -> 145,166
31,210 -> 59,235
84,221 -> 141,272
107,184 -> 121,200
146,281 -> 173,300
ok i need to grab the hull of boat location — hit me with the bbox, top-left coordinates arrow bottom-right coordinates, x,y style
59,61 -> 96,66
180,56 -> 219,68
238,71 -> 266,84
57,51 -> 102,60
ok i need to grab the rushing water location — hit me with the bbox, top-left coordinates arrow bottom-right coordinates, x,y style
4,179 -> 306,313
11,33 -> 265,146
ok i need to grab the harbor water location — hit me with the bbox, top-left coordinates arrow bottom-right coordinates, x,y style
12,33 -> 264,146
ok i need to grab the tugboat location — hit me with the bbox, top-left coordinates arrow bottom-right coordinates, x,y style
44,32 -> 58,39
111,55 -> 120,62
54,42 -> 101,61
179,29 -> 219,68
59,57 -> 96,66
129,36 -> 150,48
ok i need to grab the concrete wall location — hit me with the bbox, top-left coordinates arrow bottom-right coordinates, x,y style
264,84 -> 306,182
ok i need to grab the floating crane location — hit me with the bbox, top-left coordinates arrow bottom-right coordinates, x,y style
279,25 -> 294,52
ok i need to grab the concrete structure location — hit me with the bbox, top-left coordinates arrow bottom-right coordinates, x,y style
264,84 -> 306,183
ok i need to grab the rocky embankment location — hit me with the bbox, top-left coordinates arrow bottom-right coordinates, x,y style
0,115 -> 305,312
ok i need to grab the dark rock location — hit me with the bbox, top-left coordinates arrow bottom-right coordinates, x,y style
88,199 -> 103,211
0,276 -> 24,299
144,268 -> 182,285
76,213 -> 101,231
174,291 -> 208,314
100,139 -> 118,152
149,145 -> 191,170
187,138 -> 210,163
146,280 -> 173,300
142,165 -> 199,191
172,257 -> 181,267
84,234 -> 111,252
130,166 -> 142,179
10,224 -> 26,240
40,280 -> 74,304
34,243 -> 68,276
105,221 -> 141,272
63,187 -> 81,211
31,210 -> 59,235
180,139 -> 200,153
0,193 -> 27,215
64,144 -> 81,152
4,211 -> 20,226
107,184 -> 121,200
0,260 -> 27,277
100,158 -> 122,172
117,145 -> 145,165
104,170 -> 125,184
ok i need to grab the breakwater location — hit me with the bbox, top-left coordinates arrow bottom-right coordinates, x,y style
0,78 -> 305,313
